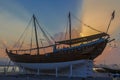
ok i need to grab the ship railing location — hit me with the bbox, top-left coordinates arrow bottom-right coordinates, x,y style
8,44 -> 55,54
8,37 -> 108,55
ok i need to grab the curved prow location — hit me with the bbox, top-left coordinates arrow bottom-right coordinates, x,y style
5,48 -> 11,54
5,48 -> 8,53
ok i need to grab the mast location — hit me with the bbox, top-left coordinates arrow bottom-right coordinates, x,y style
68,12 -> 72,47
33,15 -> 39,55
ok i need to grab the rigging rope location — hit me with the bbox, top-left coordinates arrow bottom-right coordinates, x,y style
43,27 -> 55,43
13,13 -> 103,50
19,36 -> 26,50
19,23 -> 31,50
13,17 -> 33,48
35,17 -> 54,45
65,19 -> 69,40
59,20 -> 68,41
37,24 -> 45,47
38,23 -> 55,43
13,15 -> 56,50
71,13 -> 102,33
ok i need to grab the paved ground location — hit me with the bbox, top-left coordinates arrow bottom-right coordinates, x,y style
0,74 -> 113,80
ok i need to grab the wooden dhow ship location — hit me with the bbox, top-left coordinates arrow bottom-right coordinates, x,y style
6,12 -> 114,70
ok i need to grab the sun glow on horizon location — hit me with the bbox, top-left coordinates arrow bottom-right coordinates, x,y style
79,33 -> 86,37
81,0 -> 120,37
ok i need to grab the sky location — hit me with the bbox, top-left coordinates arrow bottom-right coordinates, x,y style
0,0 -> 82,58
0,0 -> 120,65
0,0 -> 82,45
82,0 -> 120,38
82,0 -> 120,65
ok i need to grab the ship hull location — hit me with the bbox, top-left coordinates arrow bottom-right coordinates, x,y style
6,39 -> 108,70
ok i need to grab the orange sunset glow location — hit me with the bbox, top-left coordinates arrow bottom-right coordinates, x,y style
81,0 -> 120,64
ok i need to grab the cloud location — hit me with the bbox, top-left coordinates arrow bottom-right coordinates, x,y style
53,28 -> 80,41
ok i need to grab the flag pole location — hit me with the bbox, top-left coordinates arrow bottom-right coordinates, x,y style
106,17 -> 112,33
106,10 -> 115,34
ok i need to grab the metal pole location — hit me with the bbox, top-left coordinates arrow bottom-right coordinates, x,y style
37,68 -> 40,75
22,67 -> 25,74
56,67 -> 58,77
69,64 -> 73,77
